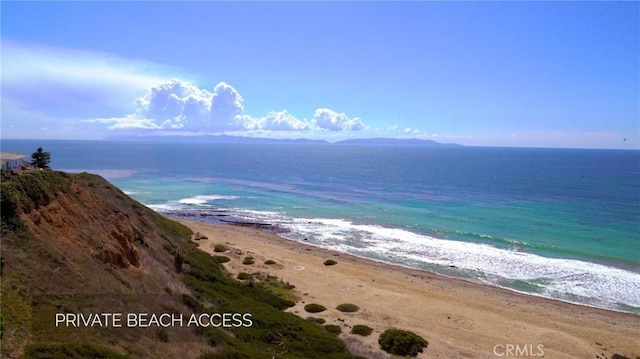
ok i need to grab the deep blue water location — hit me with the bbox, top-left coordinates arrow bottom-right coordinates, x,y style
3,139 -> 639,312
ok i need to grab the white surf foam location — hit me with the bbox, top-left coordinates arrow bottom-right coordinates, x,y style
177,195 -> 239,205
151,205 -> 640,312
282,216 -> 640,311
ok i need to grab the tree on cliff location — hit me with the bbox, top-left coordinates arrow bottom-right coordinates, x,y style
31,147 -> 51,169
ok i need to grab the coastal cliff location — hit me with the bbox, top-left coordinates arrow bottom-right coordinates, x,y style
0,171 -> 356,359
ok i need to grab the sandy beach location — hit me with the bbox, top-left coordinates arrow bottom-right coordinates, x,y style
178,219 -> 639,359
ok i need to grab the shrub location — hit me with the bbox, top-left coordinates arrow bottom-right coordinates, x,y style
264,259 -> 276,265
336,303 -> 359,313
378,329 -> 428,357
213,255 -> 230,264
304,303 -> 327,313
323,259 -> 337,266
611,355 -> 630,359
306,317 -> 326,325
283,282 -> 295,290
351,325 -> 373,336
214,244 -> 229,252
237,272 -> 253,280
242,257 -> 255,265
325,324 -> 342,335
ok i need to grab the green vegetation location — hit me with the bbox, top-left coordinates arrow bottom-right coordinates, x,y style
306,317 -> 326,325
1,170 -> 72,232
264,259 -> 276,265
1,171 -> 357,359
378,329 -> 428,357
242,257 -> 255,265
181,248 -> 353,358
237,272 -> 253,280
213,255 -> 231,264
213,244 -> 229,252
323,259 -> 338,266
30,147 -> 51,169
304,303 -> 327,313
336,303 -> 359,313
350,325 -> 373,337
22,343 -> 130,359
324,324 -> 342,335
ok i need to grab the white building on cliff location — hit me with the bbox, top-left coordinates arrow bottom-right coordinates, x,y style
0,152 -> 27,171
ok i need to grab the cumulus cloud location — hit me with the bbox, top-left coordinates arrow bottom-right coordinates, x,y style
311,108 -> 365,131
239,110 -> 310,131
93,80 -> 365,134
3,41 -> 366,138
94,80 -> 248,131
210,82 -> 244,124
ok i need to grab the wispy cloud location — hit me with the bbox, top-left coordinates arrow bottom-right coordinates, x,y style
3,40 -> 170,115
1,40 -> 173,138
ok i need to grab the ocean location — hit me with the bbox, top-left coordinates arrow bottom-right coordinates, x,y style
3,139 -> 639,313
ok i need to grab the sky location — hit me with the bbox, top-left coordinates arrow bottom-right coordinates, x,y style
1,1 -> 638,148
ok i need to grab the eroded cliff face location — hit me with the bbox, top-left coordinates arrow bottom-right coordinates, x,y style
0,171 -> 203,358
20,177 -> 143,269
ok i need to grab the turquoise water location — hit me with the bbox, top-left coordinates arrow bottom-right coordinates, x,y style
3,140 -> 639,312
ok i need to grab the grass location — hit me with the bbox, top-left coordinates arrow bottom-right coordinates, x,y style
264,259 -> 276,265
336,303 -> 359,313
306,317 -> 326,325
325,324 -> 342,336
1,171 -> 358,359
213,255 -> 231,264
242,257 -> 255,265
237,272 -> 253,280
181,248 -> 354,358
22,343 -> 131,359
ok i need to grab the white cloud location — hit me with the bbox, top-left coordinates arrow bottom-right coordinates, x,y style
311,108 -> 364,131
137,80 -> 213,129
2,41 -> 367,138
404,128 -> 421,135
239,110 -> 310,131
92,80 -> 366,134
210,82 -> 244,124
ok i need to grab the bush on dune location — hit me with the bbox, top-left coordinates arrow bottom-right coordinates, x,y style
378,328 -> 428,357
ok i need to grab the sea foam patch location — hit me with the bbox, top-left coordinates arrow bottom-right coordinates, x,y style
178,195 -> 239,205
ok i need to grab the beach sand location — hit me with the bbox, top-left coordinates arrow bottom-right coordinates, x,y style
178,219 -> 639,359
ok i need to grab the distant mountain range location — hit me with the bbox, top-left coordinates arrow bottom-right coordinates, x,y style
104,135 -> 463,147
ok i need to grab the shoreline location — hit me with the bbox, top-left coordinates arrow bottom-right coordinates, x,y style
177,218 -> 639,359
166,211 -> 640,315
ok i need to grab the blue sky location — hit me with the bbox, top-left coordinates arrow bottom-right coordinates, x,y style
1,1 -> 638,148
